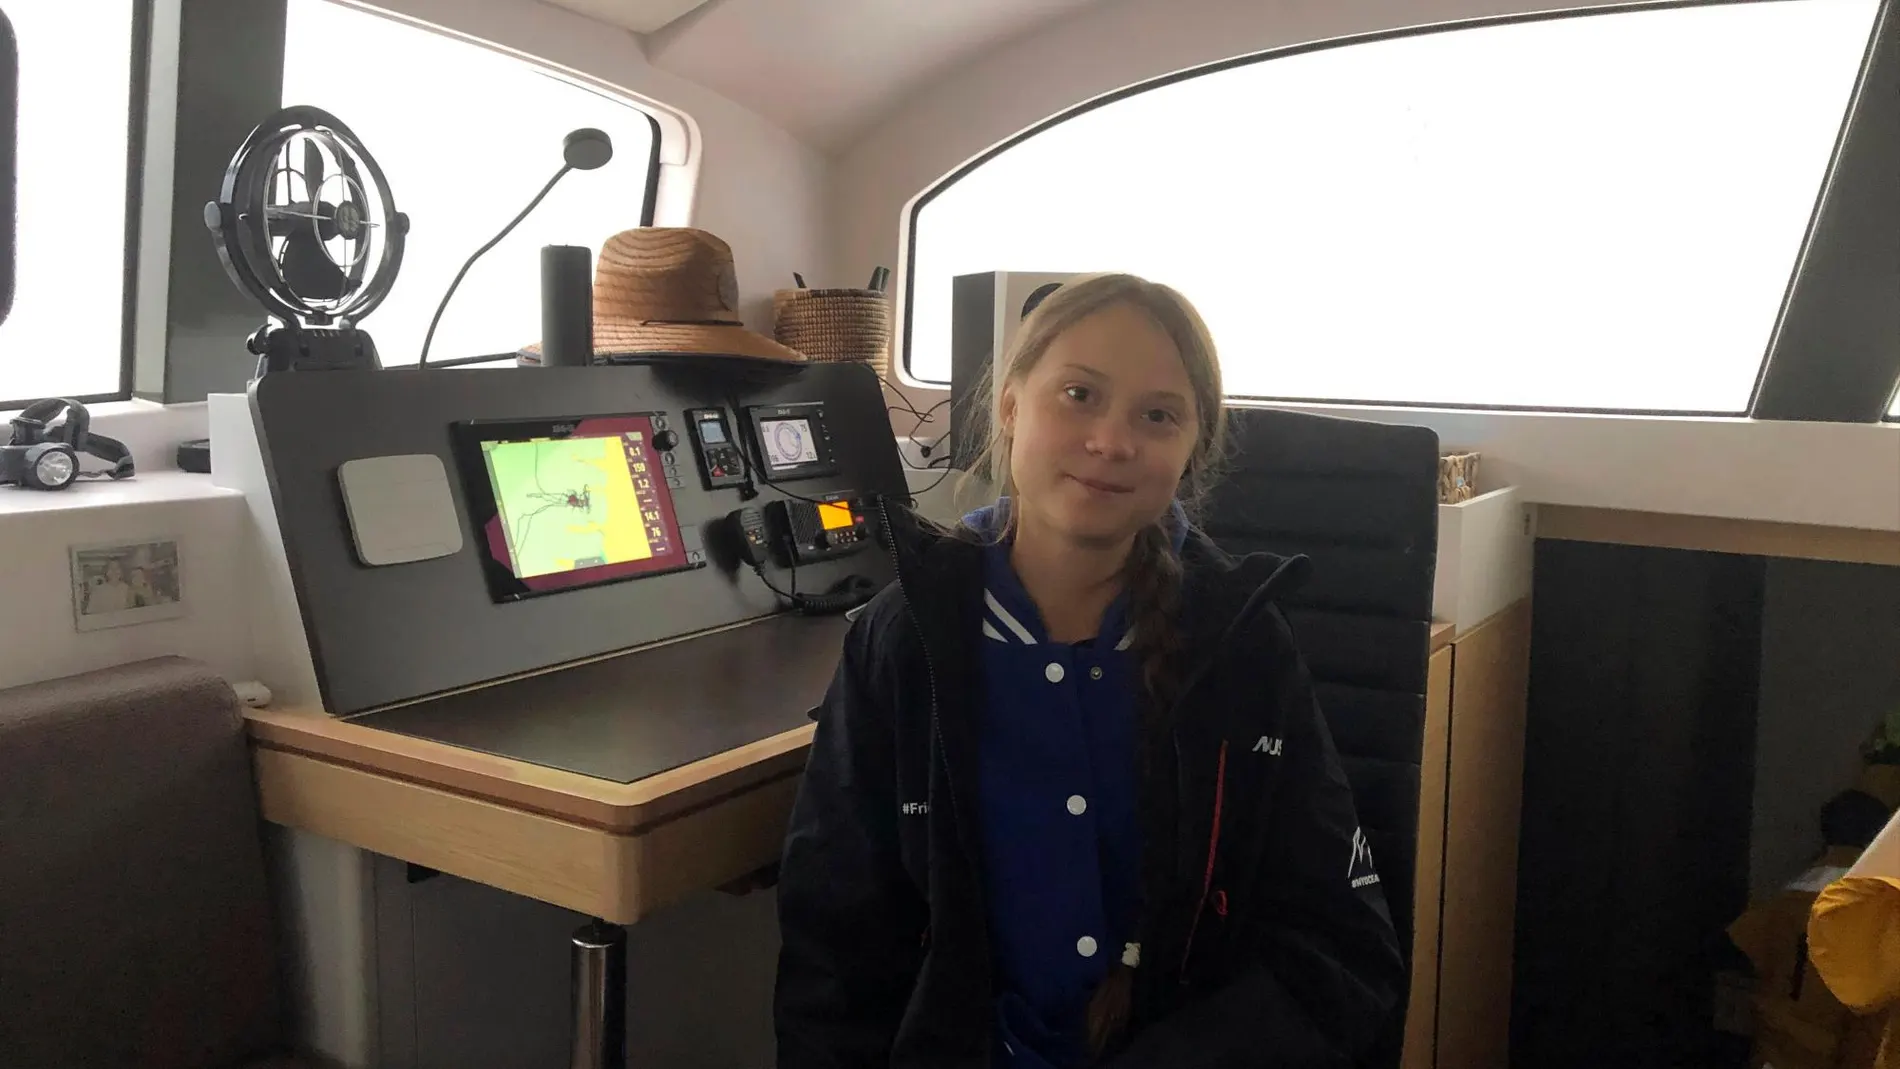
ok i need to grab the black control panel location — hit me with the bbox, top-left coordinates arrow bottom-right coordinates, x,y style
251,360 -> 903,715
686,407 -> 747,490
764,495 -> 870,566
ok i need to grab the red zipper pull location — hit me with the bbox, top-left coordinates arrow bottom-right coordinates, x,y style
1180,741 -> 1231,980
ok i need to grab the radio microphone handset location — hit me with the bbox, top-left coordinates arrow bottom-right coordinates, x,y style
417,127 -> 613,367
731,506 -> 771,569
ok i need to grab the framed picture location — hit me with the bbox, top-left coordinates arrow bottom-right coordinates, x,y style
70,538 -> 185,632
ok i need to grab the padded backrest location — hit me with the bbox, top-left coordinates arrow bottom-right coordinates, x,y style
1201,407 -> 1439,1056
0,656 -> 282,1069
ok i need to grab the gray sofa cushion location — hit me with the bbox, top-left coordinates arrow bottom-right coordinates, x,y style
0,656 -> 282,1068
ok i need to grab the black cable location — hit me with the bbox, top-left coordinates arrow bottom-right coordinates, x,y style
760,480 -> 845,507
881,378 -> 934,422
752,562 -> 796,603
426,351 -> 518,369
752,561 -> 875,616
905,427 -> 954,471
883,381 -> 951,464
908,398 -> 949,437
418,163 -> 572,367
909,455 -> 957,498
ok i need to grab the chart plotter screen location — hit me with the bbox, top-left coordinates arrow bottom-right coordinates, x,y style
456,414 -> 692,601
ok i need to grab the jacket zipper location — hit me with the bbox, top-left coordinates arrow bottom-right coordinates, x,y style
875,496 -> 964,833
1178,739 -> 1229,978
1159,567 -> 1287,984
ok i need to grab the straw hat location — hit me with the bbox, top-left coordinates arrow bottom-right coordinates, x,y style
520,227 -> 805,363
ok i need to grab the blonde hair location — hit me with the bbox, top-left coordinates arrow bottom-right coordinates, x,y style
961,273 -> 1228,1058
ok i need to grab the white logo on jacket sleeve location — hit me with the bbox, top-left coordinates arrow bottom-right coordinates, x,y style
900,802 -> 930,816
1253,736 -> 1283,756
1348,827 -> 1381,889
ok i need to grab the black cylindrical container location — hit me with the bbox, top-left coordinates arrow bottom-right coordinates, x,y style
540,243 -> 592,367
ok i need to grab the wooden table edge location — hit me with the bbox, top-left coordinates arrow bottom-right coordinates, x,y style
245,706 -> 816,833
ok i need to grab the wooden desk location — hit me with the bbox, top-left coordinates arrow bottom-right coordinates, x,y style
252,613 -> 1460,923
247,607 -> 1501,1066
245,614 -> 845,926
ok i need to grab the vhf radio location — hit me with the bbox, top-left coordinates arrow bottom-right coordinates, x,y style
763,495 -> 870,567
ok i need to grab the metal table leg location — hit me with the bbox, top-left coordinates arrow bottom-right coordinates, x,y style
569,919 -> 627,1069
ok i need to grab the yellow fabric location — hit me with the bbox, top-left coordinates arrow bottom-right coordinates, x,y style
1729,850 -> 1886,1069
1809,876 -> 1900,1069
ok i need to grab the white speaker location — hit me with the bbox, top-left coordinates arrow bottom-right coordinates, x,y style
948,270 -> 1088,471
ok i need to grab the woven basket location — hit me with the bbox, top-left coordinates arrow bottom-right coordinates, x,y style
772,288 -> 892,377
1439,451 -> 1481,504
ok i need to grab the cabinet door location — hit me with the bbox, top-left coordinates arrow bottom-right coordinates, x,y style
1437,602 -> 1533,1069
1403,643 -> 1455,1069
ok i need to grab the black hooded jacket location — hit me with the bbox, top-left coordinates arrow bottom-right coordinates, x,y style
774,500 -> 1405,1068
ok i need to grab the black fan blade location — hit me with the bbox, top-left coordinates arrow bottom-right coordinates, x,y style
280,228 -> 347,301
304,136 -> 323,209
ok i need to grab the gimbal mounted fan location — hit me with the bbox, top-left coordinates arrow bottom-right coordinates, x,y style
203,106 -> 409,376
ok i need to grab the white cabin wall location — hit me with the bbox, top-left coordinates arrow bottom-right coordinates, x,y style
0,474 -> 251,689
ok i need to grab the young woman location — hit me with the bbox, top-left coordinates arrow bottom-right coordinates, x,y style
775,274 -> 1404,1068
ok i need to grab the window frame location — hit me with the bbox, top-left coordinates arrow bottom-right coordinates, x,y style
1753,0 -> 1899,421
899,0 -> 1896,422
0,0 -> 153,411
140,0 -> 668,398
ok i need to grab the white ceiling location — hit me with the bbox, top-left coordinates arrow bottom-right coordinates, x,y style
546,0 -> 1108,150
540,0 -> 715,34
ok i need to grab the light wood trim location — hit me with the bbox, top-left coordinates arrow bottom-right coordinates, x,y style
1403,644 -> 1454,1069
1435,599 -> 1532,1069
254,747 -> 802,925
246,705 -> 814,834
1430,620 -> 1454,652
625,771 -> 802,917
1537,506 -> 1900,566
255,747 -> 625,919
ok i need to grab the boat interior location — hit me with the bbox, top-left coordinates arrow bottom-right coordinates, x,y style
3,0 -> 1900,1066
